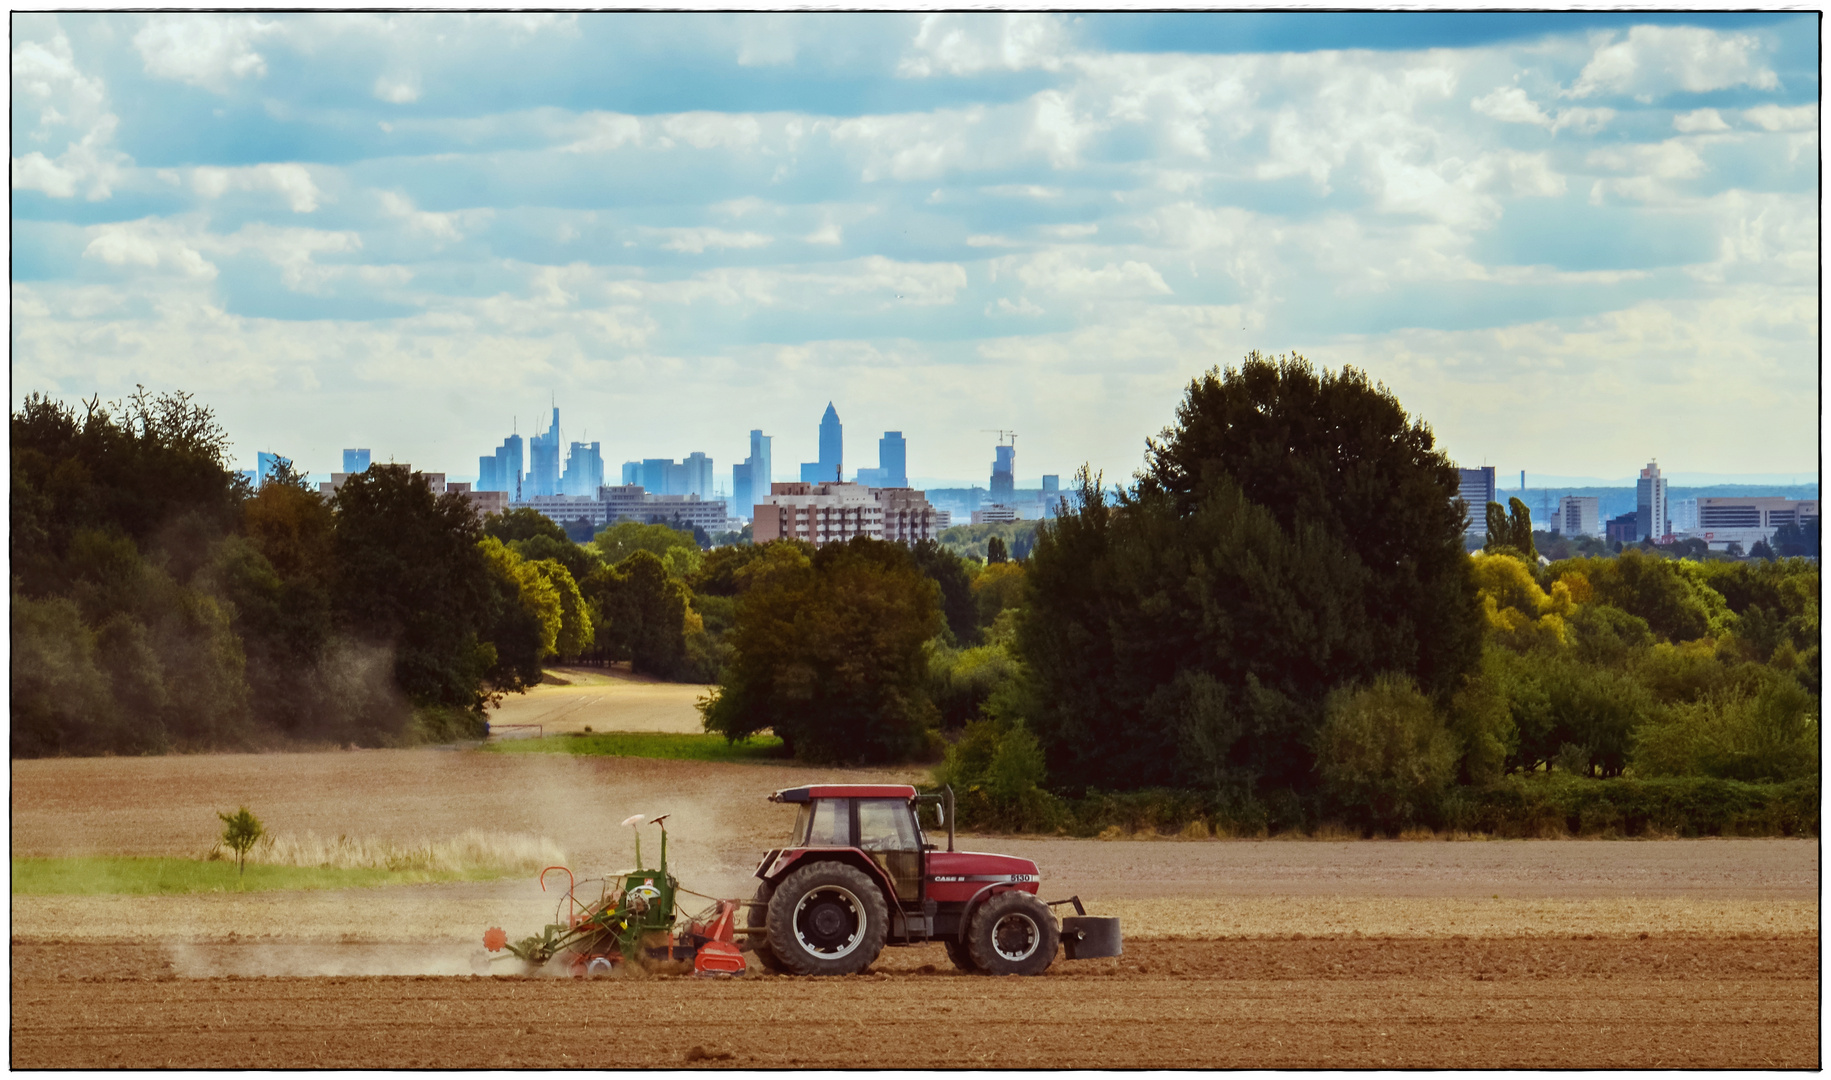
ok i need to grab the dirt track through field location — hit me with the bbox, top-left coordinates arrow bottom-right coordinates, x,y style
12,938 -> 1816,1068
482,666 -> 711,736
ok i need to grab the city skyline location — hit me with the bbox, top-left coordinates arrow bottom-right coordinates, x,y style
11,13 -> 1818,485
242,392 -> 1823,492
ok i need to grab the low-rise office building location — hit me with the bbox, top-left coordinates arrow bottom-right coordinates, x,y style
513,486 -> 731,534
971,505 -> 1020,524
1690,497 -> 1819,552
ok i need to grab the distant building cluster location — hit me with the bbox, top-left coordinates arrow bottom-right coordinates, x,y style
1458,458 -> 1818,554
318,462 -> 506,518
262,398 -> 1081,546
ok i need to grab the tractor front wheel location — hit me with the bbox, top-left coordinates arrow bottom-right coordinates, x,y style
765,862 -> 887,976
966,890 -> 1059,976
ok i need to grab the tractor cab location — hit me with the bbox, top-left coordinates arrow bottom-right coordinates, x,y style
774,784 -> 934,905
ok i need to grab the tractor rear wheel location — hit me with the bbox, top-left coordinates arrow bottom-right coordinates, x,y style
747,883 -> 783,973
765,862 -> 887,976
966,890 -> 1059,976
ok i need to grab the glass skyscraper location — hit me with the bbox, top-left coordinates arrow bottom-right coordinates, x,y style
478,433 -> 523,495
342,448 -> 371,474
733,429 -> 772,517
990,444 -> 1016,502
879,431 -> 907,488
800,402 -> 843,483
561,441 -> 604,496
527,408 -> 562,497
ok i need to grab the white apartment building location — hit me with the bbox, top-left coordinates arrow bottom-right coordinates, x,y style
751,482 -> 941,546
1635,461 -> 1668,542
1670,498 -> 1699,533
1690,498 -> 1819,552
1552,496 -> 1601,537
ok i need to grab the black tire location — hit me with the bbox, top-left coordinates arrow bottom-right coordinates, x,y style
747,883 -> 783,973
943,937 -> 981,973
966,890 -> 1059,976
765,861 -> 888,976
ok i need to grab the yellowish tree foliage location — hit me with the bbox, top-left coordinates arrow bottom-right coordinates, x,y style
479,536 -> 561,659
528,558 -> 594,658
1470,551 -> 1574,651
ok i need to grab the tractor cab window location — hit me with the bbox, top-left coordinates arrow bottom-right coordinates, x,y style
857,798 -> 922,903
792,798 -> 848,847
856,799 -> 920,852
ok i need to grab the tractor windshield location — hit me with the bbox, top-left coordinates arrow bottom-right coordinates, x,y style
790,798 -> 847,846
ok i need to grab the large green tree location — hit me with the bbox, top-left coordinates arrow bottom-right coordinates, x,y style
702,537 -> 942,763
331,466 -> 497,710
1135,353 -> 1480,697
1022,353 -> 1482,800
582,550 -> 693,678
909,539 -> 978,645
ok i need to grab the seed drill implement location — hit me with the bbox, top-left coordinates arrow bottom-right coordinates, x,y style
478,814 -> 746,977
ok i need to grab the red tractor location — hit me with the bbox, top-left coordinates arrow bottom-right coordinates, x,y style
744,783 -> 1121,976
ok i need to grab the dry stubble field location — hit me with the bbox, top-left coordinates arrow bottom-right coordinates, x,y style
11,746 -> 1820,1068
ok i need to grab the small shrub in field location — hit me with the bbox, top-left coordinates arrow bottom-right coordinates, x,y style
217,806 -> 264,877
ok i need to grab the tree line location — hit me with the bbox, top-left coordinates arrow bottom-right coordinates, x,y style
16,368 -> 1819,839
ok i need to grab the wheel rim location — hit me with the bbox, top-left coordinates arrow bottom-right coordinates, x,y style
990,911 -> 1040,962
793,884 -> 866,959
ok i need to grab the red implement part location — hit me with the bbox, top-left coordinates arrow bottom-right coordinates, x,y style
482,927 -> 508,953
693,940 -> 745,976
689,899 -> 740,943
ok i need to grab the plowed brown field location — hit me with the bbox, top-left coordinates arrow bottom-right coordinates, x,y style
11,938 -> 1816,1068
11,748 -> 1820,1068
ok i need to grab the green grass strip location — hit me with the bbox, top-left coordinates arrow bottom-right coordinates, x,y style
483,730 -> 784,762
11,857 -> 512,896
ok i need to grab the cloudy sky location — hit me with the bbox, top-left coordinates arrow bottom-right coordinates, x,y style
11,12 -> 1818,490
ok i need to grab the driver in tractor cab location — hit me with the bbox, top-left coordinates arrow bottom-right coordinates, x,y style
742,784 -> 1120,977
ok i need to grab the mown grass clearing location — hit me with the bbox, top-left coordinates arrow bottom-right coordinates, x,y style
483,730 -> 784,762
11,856 -> 513,896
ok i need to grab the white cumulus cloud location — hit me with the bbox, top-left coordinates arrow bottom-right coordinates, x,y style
1567,26 -> 1779,100
10,26 -> 131,200
1743,104 -> 1817,132
1672,108 -> 1730,133
648,227 -> 773,254
134,15 -> 280,92
193,163 -> 322,213
897,13 -> 1070,77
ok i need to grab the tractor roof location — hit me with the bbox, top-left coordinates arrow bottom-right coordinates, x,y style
770,784 -> 919,803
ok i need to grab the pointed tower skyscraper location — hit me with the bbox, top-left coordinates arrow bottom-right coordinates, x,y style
801,401 -> 845,482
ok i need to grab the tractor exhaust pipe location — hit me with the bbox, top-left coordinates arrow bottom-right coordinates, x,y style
944,784 -> 955,853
